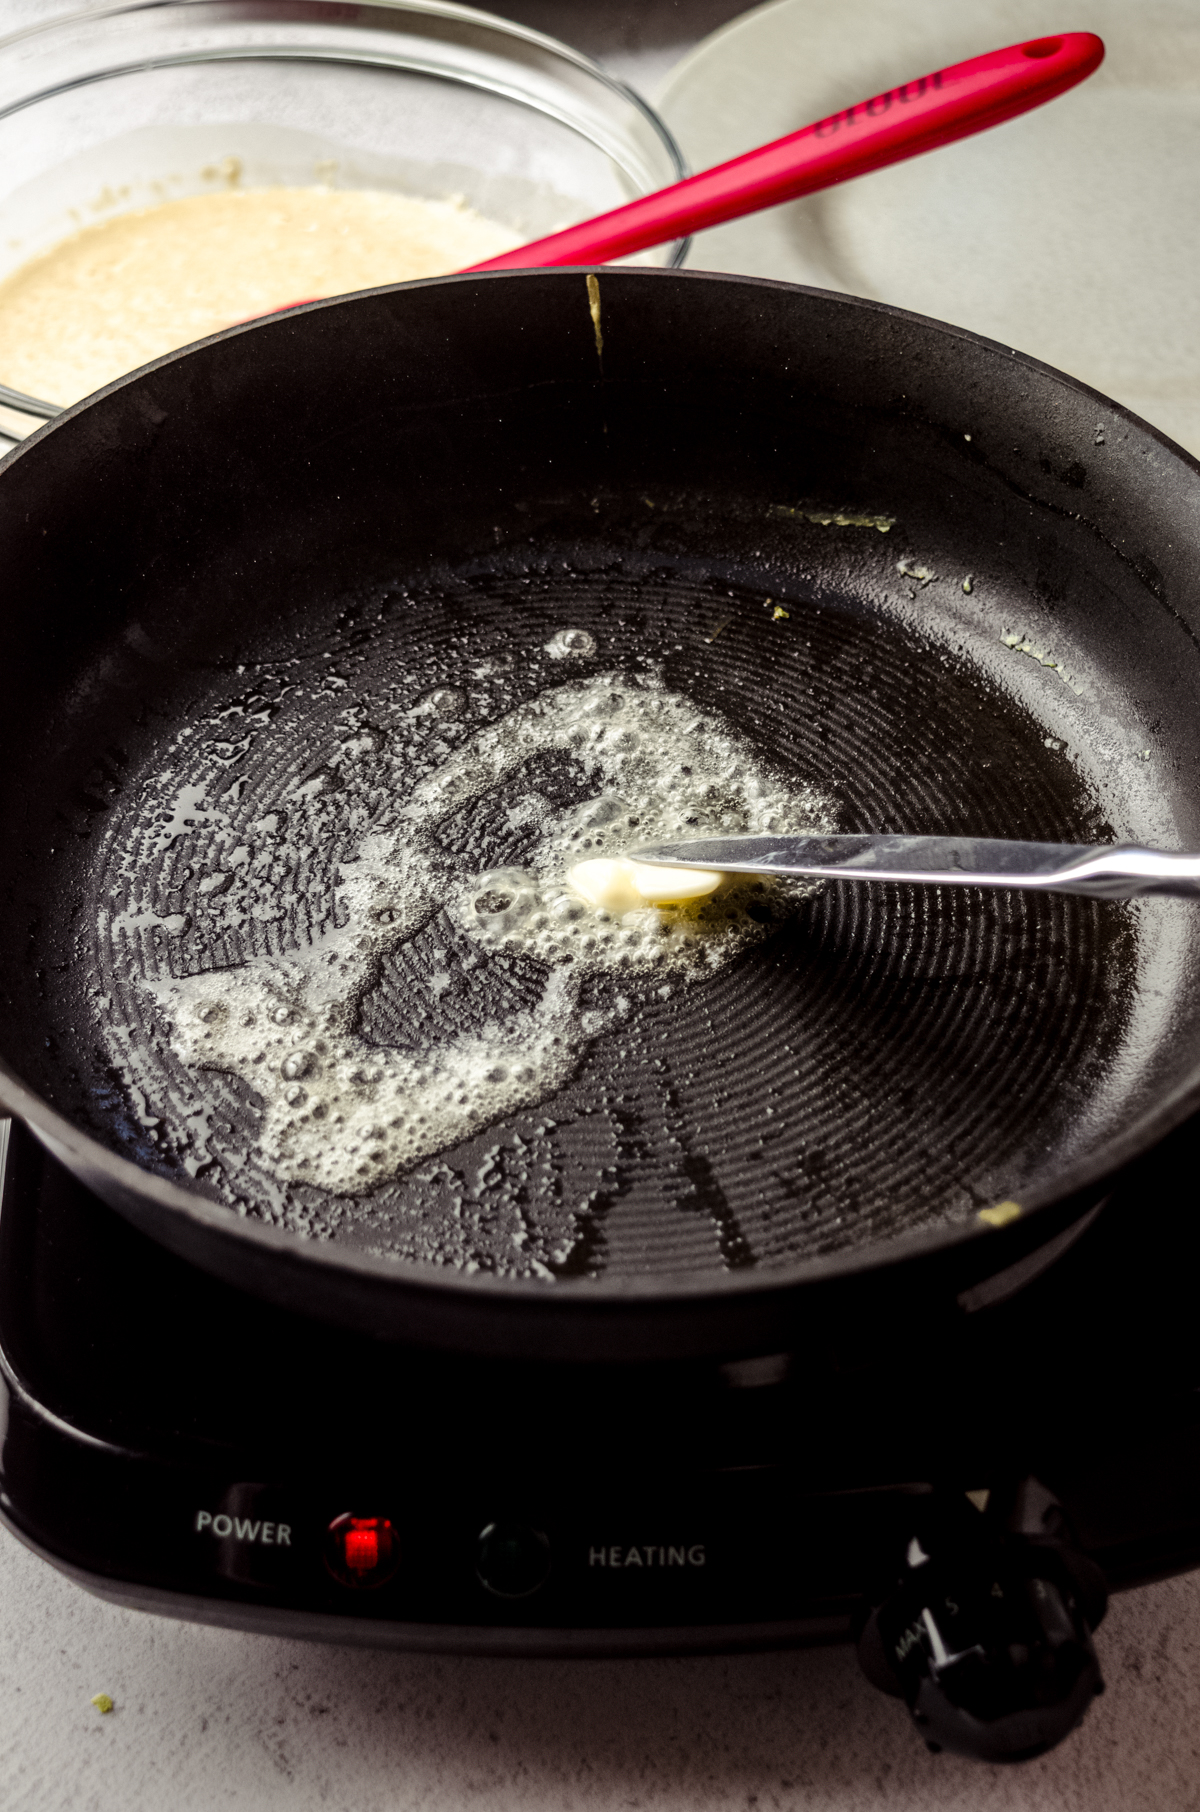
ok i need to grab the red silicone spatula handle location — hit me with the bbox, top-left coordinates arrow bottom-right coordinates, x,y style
465,32 -> 1103,273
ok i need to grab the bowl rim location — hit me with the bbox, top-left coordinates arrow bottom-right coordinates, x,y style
0,0 -> 691,426
0,0 -> 688,177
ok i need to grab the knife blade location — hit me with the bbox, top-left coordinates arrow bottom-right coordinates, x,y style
623,834 -> 1200,901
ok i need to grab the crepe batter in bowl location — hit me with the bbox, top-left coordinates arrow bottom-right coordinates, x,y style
0,0 -> 688,438
0,183 -> 518,414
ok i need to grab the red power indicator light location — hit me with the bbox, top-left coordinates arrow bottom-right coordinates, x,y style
344,1526 -> 379,1572
324,1513 -> 400,1589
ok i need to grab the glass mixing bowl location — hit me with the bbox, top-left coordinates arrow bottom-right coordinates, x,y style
0,0 -> 688,443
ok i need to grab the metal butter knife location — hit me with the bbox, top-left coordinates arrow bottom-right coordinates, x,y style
624,834 -> 1200,901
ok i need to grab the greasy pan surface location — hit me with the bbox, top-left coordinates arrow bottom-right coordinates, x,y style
1,269 -> 1199,1361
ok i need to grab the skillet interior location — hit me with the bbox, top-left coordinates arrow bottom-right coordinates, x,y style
1,269 -> 1199,1301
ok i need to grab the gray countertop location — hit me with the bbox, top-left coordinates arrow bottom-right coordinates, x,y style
3,3 -> 1200,1805
4,1524 -> 1200,1810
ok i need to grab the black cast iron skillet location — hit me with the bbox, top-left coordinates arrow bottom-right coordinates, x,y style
1,268 -> 1198,1363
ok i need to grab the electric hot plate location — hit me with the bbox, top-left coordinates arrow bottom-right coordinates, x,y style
3,1104 -> 1200,1756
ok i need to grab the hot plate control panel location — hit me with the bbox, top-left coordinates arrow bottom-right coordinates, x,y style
7,1111 -> 1200,1657
8,1342 -> 1200,1661
0,1380 -> 926,1645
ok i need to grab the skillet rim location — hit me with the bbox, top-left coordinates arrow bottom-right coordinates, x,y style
2,265 -> 1199,1351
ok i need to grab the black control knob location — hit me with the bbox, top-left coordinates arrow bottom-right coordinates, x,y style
476,1522 -> 551,1598
857,1479 -> 1108,1763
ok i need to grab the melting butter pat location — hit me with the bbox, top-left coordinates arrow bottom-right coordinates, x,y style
568,857 -> 725,912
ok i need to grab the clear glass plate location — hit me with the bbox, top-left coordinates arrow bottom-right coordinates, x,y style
656,0 -> 1200,460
